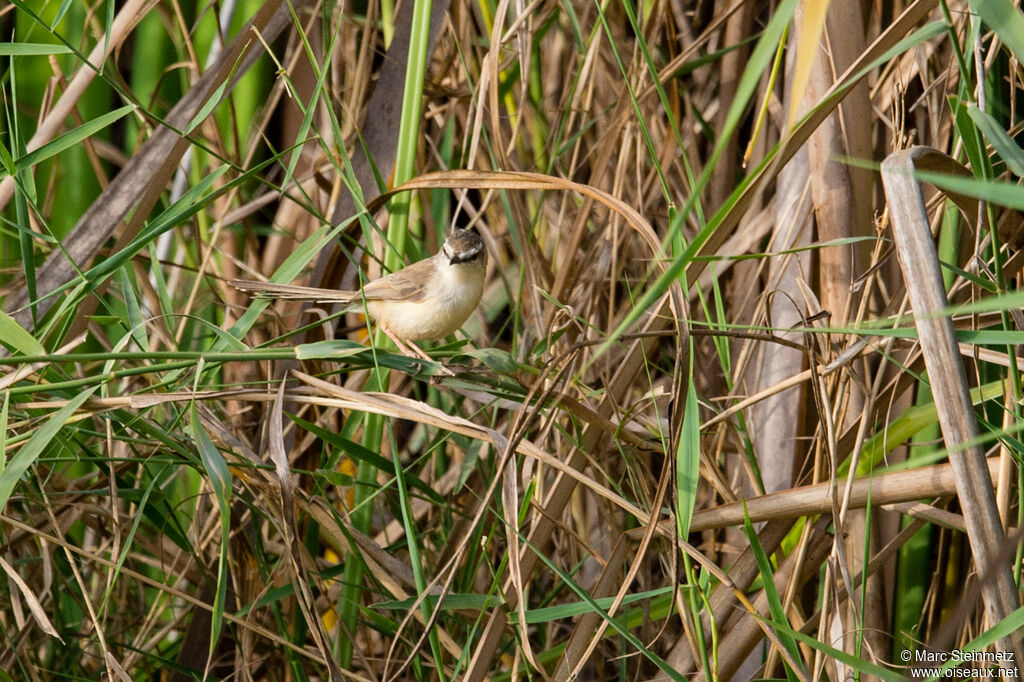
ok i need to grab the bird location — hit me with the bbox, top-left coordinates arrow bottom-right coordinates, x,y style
229,228 -> 487,367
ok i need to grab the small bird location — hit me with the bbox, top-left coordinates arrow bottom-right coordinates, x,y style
230,229 -> 487,365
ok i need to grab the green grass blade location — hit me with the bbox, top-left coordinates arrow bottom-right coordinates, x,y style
14,104 -> 135,173
0,310 -> 45,355
189,405 -> 233,661
0,385 -> 98,510
741,508 -> 803,680
675,366 -> 700,538
0,44 -> 73,56
970,0 -> 1024,63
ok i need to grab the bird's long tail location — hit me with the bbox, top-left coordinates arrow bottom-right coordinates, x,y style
228,279 -> 357,304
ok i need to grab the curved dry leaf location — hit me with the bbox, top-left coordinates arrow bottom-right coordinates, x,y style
289,371 -> 652,521
366,169 -> 660,257
0,554 -> 63,642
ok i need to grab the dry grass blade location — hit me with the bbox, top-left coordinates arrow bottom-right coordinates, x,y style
287,372 -> 652,518
366,169 -> 660,252
0,554 -> 62,642
267,374 -> 344,682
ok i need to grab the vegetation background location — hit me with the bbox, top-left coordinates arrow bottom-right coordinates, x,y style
2,0 -> 1024,679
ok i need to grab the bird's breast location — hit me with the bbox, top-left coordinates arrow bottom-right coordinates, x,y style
367,259 -> 485,340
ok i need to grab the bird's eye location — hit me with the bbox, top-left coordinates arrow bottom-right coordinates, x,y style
449,247 -> 480,265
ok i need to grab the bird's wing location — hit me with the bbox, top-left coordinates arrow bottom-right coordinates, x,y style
228,279 -> 356,304
357,259 -> 432,302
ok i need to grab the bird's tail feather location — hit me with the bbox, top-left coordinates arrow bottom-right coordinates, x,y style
228,279 -> 356,304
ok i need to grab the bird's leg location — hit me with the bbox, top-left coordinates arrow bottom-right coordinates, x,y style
378,323 -> 427,360
380,324 -> 455,376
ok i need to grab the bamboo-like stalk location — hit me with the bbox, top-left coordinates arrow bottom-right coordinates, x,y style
881,145 -> 1023,665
